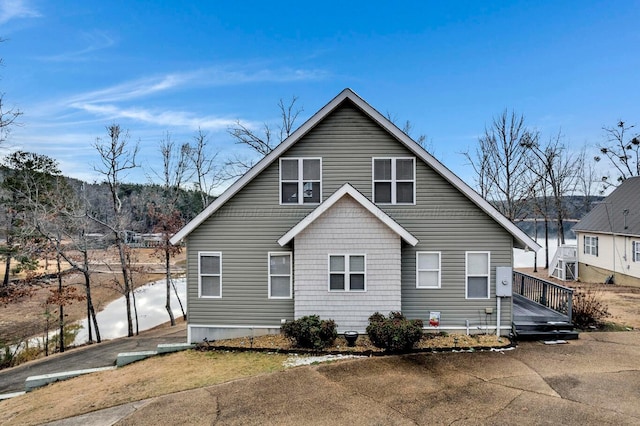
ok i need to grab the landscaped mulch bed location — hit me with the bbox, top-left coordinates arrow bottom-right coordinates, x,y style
199,332 -> 512,355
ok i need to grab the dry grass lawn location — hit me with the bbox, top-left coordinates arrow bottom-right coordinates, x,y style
0,350 -> 287,426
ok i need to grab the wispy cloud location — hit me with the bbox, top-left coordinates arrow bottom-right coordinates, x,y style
0,0 -> 41,25
72,103 -> 239,131
67,65 -> 328,105
37,31 -> 116,62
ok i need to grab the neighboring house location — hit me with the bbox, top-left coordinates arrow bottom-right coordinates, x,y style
170,89 -> 540,343
573,176 -> 640,287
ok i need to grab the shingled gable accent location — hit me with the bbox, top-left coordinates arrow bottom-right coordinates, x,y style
278,183 -> 418,246
170,88 -> 541,251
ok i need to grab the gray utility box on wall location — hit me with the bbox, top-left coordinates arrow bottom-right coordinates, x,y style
495,266 -> 513,297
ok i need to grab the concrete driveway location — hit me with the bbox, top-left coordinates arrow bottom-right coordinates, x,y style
49,331 -> 640,425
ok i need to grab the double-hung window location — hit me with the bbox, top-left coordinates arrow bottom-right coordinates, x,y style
417,252 -> 441,288
269,252 -> 292,299
329,255 -> 365,291
466,252 -> 490,299
584,236 -> 599,256
373,157 -> 415,204
199,252 -> 221,298
633,241 -> 640,262
280,158 -> 321,204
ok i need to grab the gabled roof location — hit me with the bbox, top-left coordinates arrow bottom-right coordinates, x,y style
573,176 -> 640,237
170,88 -> 540,251
278,183 -> 419,246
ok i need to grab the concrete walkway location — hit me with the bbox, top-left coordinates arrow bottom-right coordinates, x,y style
37,331 -> 640,425
0,321 -> 187,395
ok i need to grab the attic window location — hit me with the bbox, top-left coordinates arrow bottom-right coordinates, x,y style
373,158 -> 415,204
280,158 -> 321,205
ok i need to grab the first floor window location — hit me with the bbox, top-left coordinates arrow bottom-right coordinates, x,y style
269,253 -> 292,298
466,251 -> 489,299
633,241 -> 640,262
329,255 -> 365,291
584,236 -> 599,256
417,252 -> 441,288
280,158 -> 321,204
199,252 -> 221,298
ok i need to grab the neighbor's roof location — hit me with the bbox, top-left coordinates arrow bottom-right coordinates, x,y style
278,183 -> 419,247
573,176 -> 640,237
170,88 -> 540,251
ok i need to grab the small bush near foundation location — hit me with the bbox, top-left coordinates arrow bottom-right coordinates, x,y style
572,287 -> 610,328
366,311 -> 424,352
281,315 -> 337,350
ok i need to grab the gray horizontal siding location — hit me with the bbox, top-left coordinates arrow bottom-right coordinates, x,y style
186,101 -> 513,330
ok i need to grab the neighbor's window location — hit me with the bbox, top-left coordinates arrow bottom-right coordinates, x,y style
633,241 -> 640,262
466,252 -> 489,299
584,236 -> 599,256
373,157 -> 415,204
329,255 -> 366,291
280,158 -> 321,204
199,252 -> 221,298
269,252 -> 292,299
417,252 -> 441,288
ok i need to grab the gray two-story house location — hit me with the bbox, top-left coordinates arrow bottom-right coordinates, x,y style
171,89 -> 540,343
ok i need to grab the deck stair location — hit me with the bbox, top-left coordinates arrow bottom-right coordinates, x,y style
512,272 -> 579,341
549,244 -> 577,281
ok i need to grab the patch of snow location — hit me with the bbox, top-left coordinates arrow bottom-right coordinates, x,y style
283,354 -> 365,368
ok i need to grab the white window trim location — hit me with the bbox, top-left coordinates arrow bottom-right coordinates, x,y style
198,251 -> 222,299
372,157 -> 416,205
584,235 -> 599,256
327,254 -> 367,292
416,251 -> 441,289
465,251 -> 490,300
279,157 -> 322,205
633,241 -> 640,262
268,252 -> 292,299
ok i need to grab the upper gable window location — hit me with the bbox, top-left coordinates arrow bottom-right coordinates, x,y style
280,158 -> 321,205
373,158 -> 415,204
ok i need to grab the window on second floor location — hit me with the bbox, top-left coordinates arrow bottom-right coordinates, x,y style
632,241 -> 640,262
280,158 -> 321,204
584,236 -> 598,256
373,157 -> 415,204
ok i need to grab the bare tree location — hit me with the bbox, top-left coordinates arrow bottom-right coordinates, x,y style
463,110 -> 536,222
148,133 -> 189,325
226,96 -> 303,177
575,146 -> 599,214
186,129 -> 223,211
91,124 -> 139,337
0,38 -> 22,145
522,132 -> 580,267
596,120 -> 639,190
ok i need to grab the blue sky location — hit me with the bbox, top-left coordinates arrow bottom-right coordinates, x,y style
1,0 -> 639,189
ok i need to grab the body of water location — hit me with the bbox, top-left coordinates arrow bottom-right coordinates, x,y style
72,277 -> 186,345
514,238 -> 576,269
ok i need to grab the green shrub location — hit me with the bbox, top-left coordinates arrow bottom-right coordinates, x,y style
366,311 -> 424,352
281,315 -> 337,350
572,287 -> 610,328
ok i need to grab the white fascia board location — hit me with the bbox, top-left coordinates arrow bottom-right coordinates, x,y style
278,183 -> 419,246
